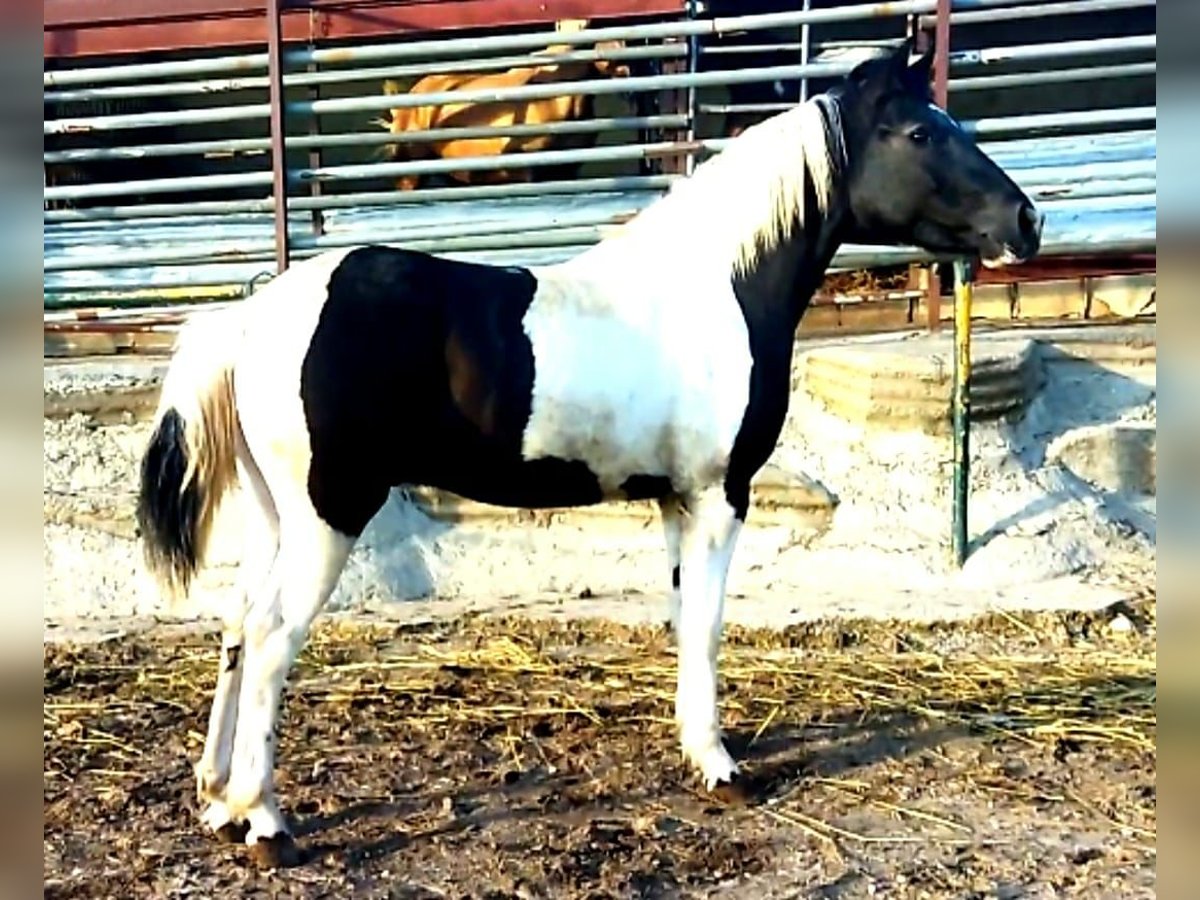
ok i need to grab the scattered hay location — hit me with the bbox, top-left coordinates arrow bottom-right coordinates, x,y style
819,267 -> 912,298
44,606 -> 1156,897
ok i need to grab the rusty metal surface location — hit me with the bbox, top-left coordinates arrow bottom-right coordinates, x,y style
267,0 -> 291,271
44,0 -> 686,58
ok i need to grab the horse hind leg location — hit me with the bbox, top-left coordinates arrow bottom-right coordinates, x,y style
195,441 -> 279,843
223,493 -> 359,867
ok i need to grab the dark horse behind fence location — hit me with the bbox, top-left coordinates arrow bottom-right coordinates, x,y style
136,39 -> 1043,869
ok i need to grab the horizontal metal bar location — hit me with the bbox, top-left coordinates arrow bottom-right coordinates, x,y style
953,34 -> 1156,68
921,0 -> 1155,27
45,224 -> 1157,293
295,138 -> 722,186
43,44 -> 688,105
950,61 -> 1156,92
831,235 -> 1156,271
43,176 -> 680,222
965,105 -> 1156,136
698,102 -> 793,115
46,187 -> 1156,275
44,246 -> 599,295
44,2 -> 940,88
46,31 -> 1156,136
700,43 -> 806,56
45,169 -> 272,201
43,102 -> 1157,203
45,136 -> 720,201
296,216 -> 628,253
45,59 -> 863,134
45,215 -> 633,272
44,114 -> 689,164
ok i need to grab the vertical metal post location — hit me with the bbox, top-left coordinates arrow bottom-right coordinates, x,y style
799,0 -> 812,103
683,0 -> 700,176
306,49 -> 325,238
932,0 -> 952,111
266,0 -> 291,272
951,257 -> 974,567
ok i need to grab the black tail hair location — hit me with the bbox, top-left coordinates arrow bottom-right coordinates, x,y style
136,407 -> 202,597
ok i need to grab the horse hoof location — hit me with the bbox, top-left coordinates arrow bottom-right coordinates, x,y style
214,820 -> 250,845
249,833 -> 303,869
709,773 -> 755,806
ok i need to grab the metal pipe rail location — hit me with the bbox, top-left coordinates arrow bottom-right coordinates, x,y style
43,115 -> 692,164
43,44 -> 690,105
42,101 -> 1157,205
43,176 -> 680,222
44,0 -> 945,87
44,28 -> 1155,137
44,0 -> 1157,304
920,0 -> 1154,26
44,166 -> 1157,273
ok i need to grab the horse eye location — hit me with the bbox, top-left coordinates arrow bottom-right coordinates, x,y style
909,128 -> 931,145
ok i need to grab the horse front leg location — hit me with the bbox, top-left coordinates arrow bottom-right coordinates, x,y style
675,486 -> 743,792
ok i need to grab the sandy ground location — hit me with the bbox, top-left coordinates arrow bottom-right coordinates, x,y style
43,327 -> 1156,644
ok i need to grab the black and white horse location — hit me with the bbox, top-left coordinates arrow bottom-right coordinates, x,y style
137,40 -> 1042,867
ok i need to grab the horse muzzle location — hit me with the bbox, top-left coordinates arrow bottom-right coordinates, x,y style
981,200 -> 1044,269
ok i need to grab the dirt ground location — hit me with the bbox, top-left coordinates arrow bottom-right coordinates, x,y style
44,599 -> 1156,900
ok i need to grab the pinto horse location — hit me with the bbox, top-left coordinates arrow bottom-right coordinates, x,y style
137,40 -> 1042,868
377,40 -> 630,190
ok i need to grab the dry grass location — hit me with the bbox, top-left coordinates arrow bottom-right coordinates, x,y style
44,603 -> 1156,897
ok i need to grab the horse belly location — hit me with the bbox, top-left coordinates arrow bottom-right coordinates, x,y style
520,283 -> 752,495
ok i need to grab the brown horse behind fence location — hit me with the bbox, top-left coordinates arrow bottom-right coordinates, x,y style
376,40 -> 631,190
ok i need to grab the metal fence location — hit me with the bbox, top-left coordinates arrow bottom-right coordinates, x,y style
44,0 -> 1156,316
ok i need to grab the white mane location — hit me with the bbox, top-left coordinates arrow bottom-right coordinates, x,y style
573,95 -> 844,277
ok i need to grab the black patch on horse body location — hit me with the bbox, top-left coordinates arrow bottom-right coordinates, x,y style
136,407 -> 203,591
671,565 -> 681,589
619,474 -> 674,501
300,246 -> 611,536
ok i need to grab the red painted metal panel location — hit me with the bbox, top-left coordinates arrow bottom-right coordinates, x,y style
44,0 -> 684,59
973,255 -> 1157,286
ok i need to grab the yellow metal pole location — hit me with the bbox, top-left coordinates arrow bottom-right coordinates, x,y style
952,258 -> 974,566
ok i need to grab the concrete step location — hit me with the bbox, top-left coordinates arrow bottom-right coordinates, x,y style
802,337 -> 1042,434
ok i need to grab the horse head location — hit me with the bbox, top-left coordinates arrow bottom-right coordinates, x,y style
832,39 -> 1043,269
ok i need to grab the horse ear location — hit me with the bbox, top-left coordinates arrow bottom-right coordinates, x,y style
888,37 -> 916,79
845,53 -> 878,88
904,43 -> 936,94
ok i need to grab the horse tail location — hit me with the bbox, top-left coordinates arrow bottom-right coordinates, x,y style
137,306 -> 244,602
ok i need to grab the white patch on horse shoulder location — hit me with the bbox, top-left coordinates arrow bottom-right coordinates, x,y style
519,270 -> 752,495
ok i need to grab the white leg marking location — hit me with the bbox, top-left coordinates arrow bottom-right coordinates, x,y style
675,487 -> 743,789
196,450 -> 278,825
659,496 -> 683,633
224,507 -> 353,843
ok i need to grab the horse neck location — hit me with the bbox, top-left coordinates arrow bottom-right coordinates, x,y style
732,188 -> 848,338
